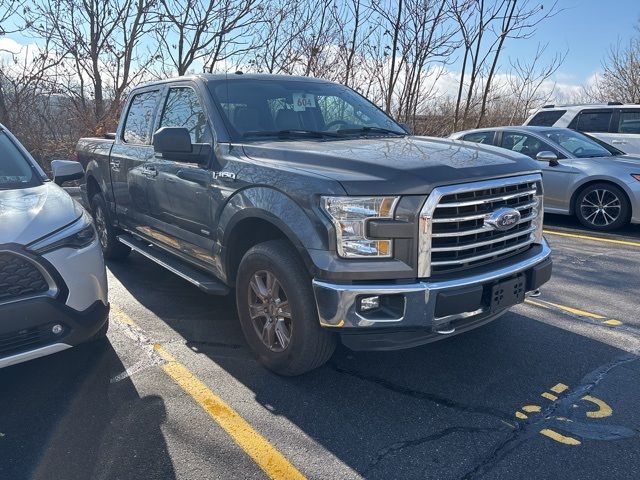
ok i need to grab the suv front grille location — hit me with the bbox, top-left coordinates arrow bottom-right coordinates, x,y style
419,175 -> 542,277
0,252 -> 50,303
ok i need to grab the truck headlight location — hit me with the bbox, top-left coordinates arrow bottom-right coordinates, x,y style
532,181 -> 544,244
321,196 -> 399,258
29,210 -> 96,254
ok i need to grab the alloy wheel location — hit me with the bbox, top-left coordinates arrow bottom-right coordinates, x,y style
247,270 -> 292,352
94,205 -> 109,250
579,188 -> 622,228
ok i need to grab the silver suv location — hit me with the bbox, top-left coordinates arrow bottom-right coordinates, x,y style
0,124 -> 109,369
524,103 -> 640,155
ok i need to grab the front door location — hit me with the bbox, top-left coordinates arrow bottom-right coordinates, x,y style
109,88 -> 162,234
500,131 -> 579,213
145,84 -> 216,265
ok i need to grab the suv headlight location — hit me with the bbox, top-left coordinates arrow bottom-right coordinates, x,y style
321,196 -> 399,258
29,210 -> 96,254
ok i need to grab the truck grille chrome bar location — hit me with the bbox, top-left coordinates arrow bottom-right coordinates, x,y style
418,174 -> 543,277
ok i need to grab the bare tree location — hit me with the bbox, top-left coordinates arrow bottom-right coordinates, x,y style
506,43 -> 565,123
155,0 -> 260,76
451,0 -> 559,130
248,0 -> 310,74
25,0 -> 155,132
597,25 -> 640,103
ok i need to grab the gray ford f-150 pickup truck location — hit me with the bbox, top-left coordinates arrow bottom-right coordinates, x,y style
78,73 -> 552,375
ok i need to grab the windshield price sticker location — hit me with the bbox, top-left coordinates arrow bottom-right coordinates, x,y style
293,93 -> 316,111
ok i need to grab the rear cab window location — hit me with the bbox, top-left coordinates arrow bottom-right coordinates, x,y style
122,90 -> 161,144
569,109 -> 613,133
527,110 -> 566,127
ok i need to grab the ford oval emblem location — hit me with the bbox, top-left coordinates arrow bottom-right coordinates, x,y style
484,207 -> 521,231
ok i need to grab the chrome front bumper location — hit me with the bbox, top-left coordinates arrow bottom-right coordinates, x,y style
313,239 -> 551,335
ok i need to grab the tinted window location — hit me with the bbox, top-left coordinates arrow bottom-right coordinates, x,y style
123,91 -> 160,144
462,131 -> 495,144
618,110 -> 640,134
575,110 -> 612,133
159,87 -> 211,143
541,129 -> 612,158
0,132 -> 41,190
527,110 -> 566,126
501,132 -> 557,160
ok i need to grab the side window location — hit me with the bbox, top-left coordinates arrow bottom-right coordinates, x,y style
159,87 -> 211,143
527,110 -> 566,127
501,132 -> 555,160
462,131 -> 495,145
574,110 -> 613,133
123,91 -> 160,144
618,110 -> 640,134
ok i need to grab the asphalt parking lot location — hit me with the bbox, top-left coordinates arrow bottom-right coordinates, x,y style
1,217 -> 639,480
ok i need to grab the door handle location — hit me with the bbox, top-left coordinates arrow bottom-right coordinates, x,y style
142,165 -> 158,177
611,140 -> 627,145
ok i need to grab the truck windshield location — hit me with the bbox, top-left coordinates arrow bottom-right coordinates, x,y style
541,129 -> 614,158
211,78 -> 406,141
0,132 -> 42,190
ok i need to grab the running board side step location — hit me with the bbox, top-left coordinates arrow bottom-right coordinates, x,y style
117,234 -> 230,295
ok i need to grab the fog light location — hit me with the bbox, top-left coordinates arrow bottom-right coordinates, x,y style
359,296 -> 380,311
52,324 -> 63,335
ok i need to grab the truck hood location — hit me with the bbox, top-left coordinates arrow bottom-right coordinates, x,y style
241,136 -> 540,195
0,182 -> 83,246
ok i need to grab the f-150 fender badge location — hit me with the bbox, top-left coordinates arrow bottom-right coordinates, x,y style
212,171 -> 236,181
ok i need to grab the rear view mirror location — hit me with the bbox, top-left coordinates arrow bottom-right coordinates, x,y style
152,127 -> 210,165
51,160 -> 84,185
536,151 -> 559,167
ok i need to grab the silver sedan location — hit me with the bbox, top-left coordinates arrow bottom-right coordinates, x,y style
450,126 -> 640,231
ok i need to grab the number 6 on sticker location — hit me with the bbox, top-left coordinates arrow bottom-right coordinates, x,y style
293,92 -> 315,111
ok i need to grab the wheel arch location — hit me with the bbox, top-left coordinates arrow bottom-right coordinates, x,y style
218,187 -> 327,284
569,177 -> 632,217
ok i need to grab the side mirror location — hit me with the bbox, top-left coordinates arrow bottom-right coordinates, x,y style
536,151 -> 559,167
152,127 -> 210,165
399,122 -> 412,135
51,160 -> 84,186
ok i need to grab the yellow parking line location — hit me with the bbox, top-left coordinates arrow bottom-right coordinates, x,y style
525,298 -> 605,319
111,306 -> 306,480
524,299 -> 623,327
543,229 -> 640,248
540,428 -> 582,446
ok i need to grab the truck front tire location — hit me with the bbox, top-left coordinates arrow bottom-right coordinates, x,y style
90,194 -> 131,260
236,240 -> 336,376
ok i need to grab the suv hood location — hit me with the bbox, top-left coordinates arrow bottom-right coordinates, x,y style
0,182 -> 83,246
241,136 -> 540,195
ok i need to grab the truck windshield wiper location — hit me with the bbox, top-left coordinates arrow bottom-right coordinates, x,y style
242,129 -> 340,139
336,126 -> 406,137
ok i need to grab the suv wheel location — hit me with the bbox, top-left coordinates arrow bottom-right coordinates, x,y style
91,194 -> 131,260
236,240 -> 336,376
575,183 -> 629,231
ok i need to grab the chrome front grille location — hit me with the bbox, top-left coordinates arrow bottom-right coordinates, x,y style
418,175 -> 543,277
